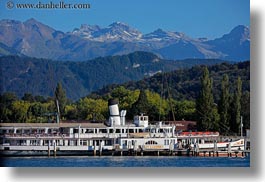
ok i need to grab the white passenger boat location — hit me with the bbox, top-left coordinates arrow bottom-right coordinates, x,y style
0,99 -> 245,156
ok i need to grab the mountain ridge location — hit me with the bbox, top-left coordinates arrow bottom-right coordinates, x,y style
0,18 -> 250,61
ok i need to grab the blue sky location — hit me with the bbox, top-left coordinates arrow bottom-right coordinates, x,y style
0,0 -> 249,39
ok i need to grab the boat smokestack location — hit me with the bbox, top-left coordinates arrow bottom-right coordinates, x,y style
120,110 -> 127,126
108,99 -> 121,126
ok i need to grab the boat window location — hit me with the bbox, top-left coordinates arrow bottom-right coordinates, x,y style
129,129 -> 134,133
166,140 -> 170,145
1,130 -> 6,134
93,140 -> 100,146
105,140 -> 112,146
73,129 -> 79,134
86,129 -> 94,133
99,129 -> 107,133
81,140 -> 88,146
116,129 -> 121,133
145,140 -> 158,145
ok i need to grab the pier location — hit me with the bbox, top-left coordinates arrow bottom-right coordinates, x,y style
86,148 -> 250,157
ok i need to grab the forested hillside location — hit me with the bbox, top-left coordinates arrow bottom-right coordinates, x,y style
0,52 -> 228,100
90,61 -> 250,101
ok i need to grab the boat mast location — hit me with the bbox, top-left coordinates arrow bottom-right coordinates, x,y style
56,99 -> 60,124
240,116 -> 243,137
166,74 -> 175,121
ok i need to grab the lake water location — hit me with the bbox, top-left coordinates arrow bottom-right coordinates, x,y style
1,156 -> 250,167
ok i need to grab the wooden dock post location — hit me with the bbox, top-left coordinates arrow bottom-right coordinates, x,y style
93,142 -> 96,156
194,143 -> 199,157
53,142 -> 56,157
48,141 -> 50,157
227,142 -> 232,157
99,141 -> 102,156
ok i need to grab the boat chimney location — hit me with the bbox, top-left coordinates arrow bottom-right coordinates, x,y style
120,110 -> 127,126
108,99 -> 121,126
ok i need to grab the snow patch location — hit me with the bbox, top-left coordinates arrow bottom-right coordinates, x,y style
132,63 -> 140,68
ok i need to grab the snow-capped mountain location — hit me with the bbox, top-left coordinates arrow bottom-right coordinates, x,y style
143,28 -> 185,41
0,18 -> 250,61
72,24 -> 101,39
72,22 -> 142,42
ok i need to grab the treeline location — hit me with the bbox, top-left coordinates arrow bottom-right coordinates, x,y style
0,62 -> 250,135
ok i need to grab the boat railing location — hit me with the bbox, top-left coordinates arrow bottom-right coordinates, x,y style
2,133 -> 71,138
178,132 -> 219,137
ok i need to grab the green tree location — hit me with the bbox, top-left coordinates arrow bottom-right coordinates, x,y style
111,86 -> 140,111
77,98 -> 108,120
218,74 -> 230,135
145,90 -> 169,121
54,82 -> 67,118
196,67 -> 219,131
231,77 -> 242,134
65,104 -> 78,120
11,100 -> 30,122
27,102 -> 48,122
174,100 -> 196,121
0,92 -> 18,122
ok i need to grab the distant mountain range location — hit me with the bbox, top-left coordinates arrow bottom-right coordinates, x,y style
0,52 -> 231,100
0,18 -> 250,61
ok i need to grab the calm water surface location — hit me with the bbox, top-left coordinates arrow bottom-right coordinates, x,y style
1,156 -> 250,167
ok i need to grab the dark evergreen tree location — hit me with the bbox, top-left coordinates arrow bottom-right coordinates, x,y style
241,91 -> 250,131
54,82 -> 67,118
218,74 -> 230,135
231,77 -> 242,134
131,90 -> 150,116
196,67 -> 219,131
22,93 -> 35,102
